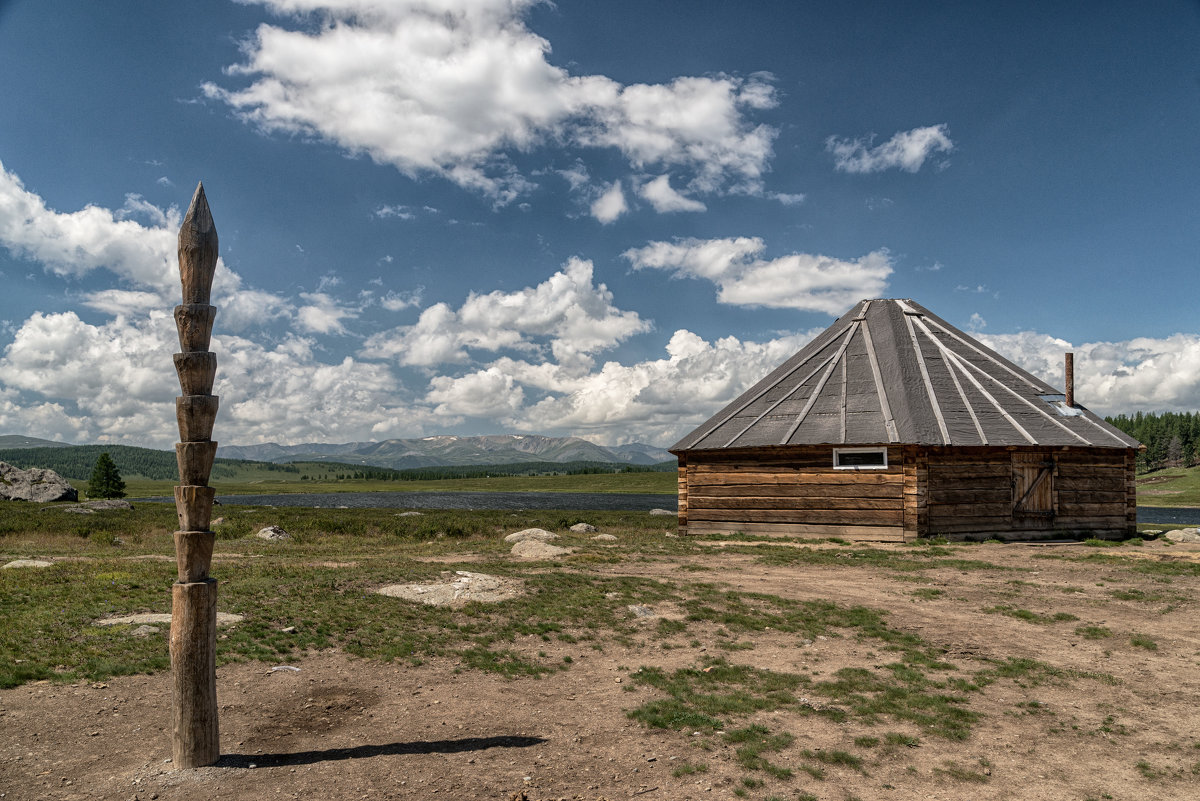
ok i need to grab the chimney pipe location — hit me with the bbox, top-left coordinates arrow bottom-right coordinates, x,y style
1064,352 -> 1074,407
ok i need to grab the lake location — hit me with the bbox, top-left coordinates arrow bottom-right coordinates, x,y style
139,491 -> 1200,525
146,490 -> 677,512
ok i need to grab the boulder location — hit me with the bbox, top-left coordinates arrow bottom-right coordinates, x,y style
592,533 -> 618,542
1165,527 -> 1200,543
256,525 -> 291,541
504,527 -> 558,543
0,462 -> 78,503
570,523 -> 598,533
396,511 -> 424,517
648,508 -> 675,516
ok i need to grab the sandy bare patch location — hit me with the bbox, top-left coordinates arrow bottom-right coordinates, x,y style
377,571 -> 523,607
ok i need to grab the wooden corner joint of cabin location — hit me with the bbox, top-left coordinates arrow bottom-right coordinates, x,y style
170,182 -> 221,769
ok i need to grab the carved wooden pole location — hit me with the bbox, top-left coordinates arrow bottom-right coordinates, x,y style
170,182 -> 220,768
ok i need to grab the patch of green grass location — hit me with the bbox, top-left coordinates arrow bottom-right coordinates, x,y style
671,761 -> 707,778
974,657 -> 1119,689
910,588 -> 944,600
1075,625 -> 1113,639
802,748 -> 865,772
725,724 -> 794,777
1130,634 -> 1158,651
853,736 -> 880,748
884,732 -> 920,749
982,605 -> 1077,624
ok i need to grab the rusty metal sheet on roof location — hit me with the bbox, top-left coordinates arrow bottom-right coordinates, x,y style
672,298 -> 1142,451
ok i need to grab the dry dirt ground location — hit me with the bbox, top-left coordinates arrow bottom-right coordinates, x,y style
3,540 -> 1200,801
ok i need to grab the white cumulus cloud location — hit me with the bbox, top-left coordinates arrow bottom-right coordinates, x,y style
826,124 -> 953,174
360,257 -> 649,366
206,1 -> 777,204
980,331 -> 1200,417
590,181 -> 627,223
639,174 -> 706,213
624,237 -> 893,315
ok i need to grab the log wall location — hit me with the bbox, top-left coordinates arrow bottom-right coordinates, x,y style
678,445 -> 907,541
919,446 -> 1135,540
676,444 -> 1138,542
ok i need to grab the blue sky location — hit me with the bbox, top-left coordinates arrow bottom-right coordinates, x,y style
1,0 -> 1198,449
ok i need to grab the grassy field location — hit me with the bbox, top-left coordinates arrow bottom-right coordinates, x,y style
3,500 -> 1198,799
70,467 -> 678,498
1135,465 -> 1200,507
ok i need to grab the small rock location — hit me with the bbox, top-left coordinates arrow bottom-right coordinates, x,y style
211,517 -> 226,527
2,559 -> 54,569
569,523 -> 598,534
281,626 -> 297,634
256,525 -> 290,541
627,604 -> 656,618
648,508 -> 675,516
510,540 -> 570,559
82,499 -> 133,511
504,528 -> 558,544
592,533 -> 618,542
396,511 -> 424,517
130,625 -> 160,638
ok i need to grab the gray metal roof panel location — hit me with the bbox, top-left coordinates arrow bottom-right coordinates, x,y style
672,298 -> 1141,452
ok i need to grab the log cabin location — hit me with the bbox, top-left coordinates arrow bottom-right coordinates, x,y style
670,299 -> 1141,542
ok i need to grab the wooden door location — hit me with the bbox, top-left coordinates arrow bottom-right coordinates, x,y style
1012,452 -> 1056,526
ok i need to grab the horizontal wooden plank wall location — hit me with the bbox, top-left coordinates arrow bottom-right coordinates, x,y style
679,445 -> 906,541
676,444 -> 1136,542
920,446 -> 1134,540
1055,448 -> 1134,536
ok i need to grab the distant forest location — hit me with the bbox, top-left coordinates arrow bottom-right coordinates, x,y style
0,445 -> 296,481
0,444 -> 675,482
1105,411 -> 1200,472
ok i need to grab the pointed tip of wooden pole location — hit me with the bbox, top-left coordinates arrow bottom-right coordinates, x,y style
182,182 -> 215,236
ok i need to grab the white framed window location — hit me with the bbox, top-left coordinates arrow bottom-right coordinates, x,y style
833,447 -> 888,470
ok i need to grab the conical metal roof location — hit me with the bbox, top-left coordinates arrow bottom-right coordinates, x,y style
672,299 -> 1139,452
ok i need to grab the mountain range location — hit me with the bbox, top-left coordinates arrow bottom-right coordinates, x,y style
0,434 -> 674,471
215,435 -> 673,469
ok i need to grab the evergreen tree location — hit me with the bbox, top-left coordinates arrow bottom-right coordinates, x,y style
87,452 -> 126,499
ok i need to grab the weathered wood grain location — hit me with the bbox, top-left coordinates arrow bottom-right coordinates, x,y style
173,531 -> 215,582
178,184 -> 218,305
173,352 -> 217,396
174,485 -> 215,532
685,520 -> 906,541
692,496 -> 904,511
175,441 -> 217,487
170,579 -> 219,768
176,395 -> 219,442
174,304 -> 216,352
689,508 -> 904,525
